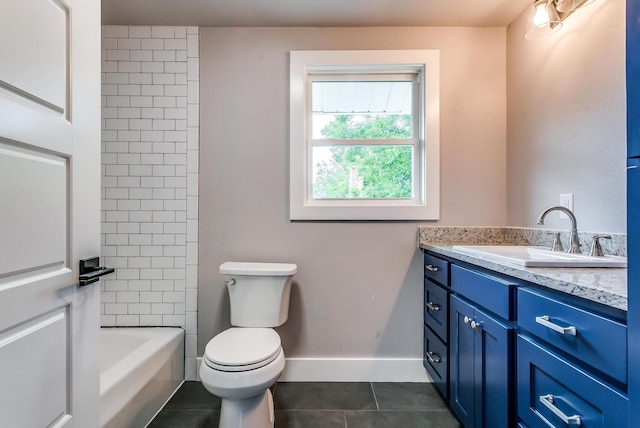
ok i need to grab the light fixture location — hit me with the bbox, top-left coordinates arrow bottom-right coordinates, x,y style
523,0 -> 594,40
532,0 -> 556,26
555,0 -> 593,13
524,0 -> 562,40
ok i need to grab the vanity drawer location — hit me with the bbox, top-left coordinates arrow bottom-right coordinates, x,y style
423,252 -> 449,286
424,325 -> 448,398
450,264 -> 515,320
517,287 -> 627,384
517,334 -> 628,428
424,279 -> 448,342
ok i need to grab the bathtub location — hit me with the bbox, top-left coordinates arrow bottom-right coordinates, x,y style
100,328 -> 184,428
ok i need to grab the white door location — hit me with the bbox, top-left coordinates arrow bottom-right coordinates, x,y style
0,0 -> 101,427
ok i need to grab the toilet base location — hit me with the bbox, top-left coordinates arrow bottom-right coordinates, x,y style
219,388 -> 275,428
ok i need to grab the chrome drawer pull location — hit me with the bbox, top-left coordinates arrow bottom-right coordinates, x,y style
425,264 -> 440,272
535,315 -> 577,336
426,351 -> 441,364
426,301 -> 441,312
539,394 -> 582,426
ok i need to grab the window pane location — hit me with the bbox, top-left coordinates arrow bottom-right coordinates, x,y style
312,81 -> 412,113
311,80 -> 413,139
313,113 -> 413,139
312,145 -> 413,199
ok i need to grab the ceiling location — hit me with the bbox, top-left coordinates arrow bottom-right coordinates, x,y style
101,0 -> 532,27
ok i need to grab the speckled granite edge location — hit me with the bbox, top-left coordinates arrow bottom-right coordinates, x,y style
418,227 -> 627,311
418,226 -> 626,256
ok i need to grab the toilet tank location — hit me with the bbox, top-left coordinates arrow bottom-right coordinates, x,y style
220,262 -> 297,327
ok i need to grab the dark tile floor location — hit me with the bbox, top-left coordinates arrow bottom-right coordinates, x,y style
148,381 -> 461,428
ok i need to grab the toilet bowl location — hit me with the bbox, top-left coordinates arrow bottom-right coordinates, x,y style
201,328 -> 285,399
199,262 -> 296,428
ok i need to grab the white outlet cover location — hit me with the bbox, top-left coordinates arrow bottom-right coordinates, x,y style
559,193 -> 574,220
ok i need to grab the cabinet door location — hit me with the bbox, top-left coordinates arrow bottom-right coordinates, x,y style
450,295 -> 512,428
450,296 -> 478,427
474,304 -> 512,428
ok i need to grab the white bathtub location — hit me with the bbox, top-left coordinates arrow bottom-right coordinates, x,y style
100,328 -> 184,428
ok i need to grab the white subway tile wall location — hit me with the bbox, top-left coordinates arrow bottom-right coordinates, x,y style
101,25 -> 200,380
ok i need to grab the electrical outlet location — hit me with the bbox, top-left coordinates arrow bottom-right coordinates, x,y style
559,193 -> 574,220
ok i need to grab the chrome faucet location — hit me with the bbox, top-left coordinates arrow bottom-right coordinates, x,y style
536,205 -> 582,254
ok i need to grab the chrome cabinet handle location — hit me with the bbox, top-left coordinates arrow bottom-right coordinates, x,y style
536,315 -> 577,336
539,394 -> 582,426
425,264 -> 440,272
426,351 -> 441,364
464,316 -> 471,324
426,301 -> 441,312
470,320 -> 480,330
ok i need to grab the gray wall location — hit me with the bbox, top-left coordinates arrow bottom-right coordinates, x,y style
198,27 -> 508,357
506,0 -> 626,233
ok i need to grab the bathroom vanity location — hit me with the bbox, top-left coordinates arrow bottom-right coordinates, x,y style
421,241 -> 628,428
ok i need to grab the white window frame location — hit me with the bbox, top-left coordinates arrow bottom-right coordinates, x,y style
289,50 -> 440,221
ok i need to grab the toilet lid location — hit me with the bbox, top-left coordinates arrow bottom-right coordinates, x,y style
204,328 -> 281,372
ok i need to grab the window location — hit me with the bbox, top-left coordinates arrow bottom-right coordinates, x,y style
290,50 -> 440,220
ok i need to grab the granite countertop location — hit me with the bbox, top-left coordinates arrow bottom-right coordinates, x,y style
419,227 -> 628,311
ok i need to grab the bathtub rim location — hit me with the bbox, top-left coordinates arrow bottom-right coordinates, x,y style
100,327 -> 184,428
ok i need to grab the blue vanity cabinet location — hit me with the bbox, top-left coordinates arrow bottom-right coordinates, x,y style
423,252 -> 450,398
423,249 -> 629,427
449,267 -> 515,428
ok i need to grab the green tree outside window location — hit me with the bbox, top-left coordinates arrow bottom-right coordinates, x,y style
313,114 -> 413,199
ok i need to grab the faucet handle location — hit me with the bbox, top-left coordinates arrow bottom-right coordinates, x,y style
546,232 -> 564,252
589,234 -> 612,257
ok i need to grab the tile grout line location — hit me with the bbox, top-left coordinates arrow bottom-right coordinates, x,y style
369,381 -> 380,411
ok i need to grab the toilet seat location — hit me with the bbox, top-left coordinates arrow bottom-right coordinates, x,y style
204,328 -> 281,372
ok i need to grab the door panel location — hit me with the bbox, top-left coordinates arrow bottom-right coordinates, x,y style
0,0 -> 101,426
0,308 -> 70,428
0,143 -> 68,276
0,0 -> 68,112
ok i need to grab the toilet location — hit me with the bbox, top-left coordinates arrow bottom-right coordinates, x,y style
199,262 -> 297,428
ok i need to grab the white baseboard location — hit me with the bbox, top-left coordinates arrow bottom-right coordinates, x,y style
280,358 -> 431,382
196,357 -> 432,382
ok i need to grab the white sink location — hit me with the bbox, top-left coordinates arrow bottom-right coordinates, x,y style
452,245 -> 627,268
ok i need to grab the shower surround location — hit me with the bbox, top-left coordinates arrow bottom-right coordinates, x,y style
101,25 -> 199,380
